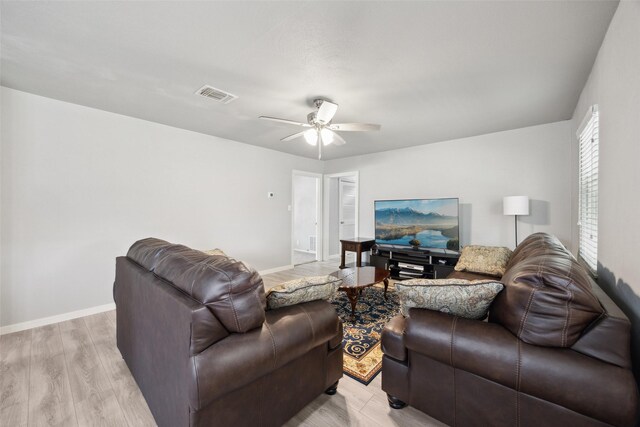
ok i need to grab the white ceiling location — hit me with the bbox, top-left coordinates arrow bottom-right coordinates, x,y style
1,1 -> 618,160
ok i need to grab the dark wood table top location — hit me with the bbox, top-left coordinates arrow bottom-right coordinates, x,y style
339,237 -> 375,243
330,266 -> 390,290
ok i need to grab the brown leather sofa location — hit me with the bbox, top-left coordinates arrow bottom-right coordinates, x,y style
114,238 -> 343,427
381,233 -> 639,426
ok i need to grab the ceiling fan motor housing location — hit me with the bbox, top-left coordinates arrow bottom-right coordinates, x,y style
308,112 -> 332,127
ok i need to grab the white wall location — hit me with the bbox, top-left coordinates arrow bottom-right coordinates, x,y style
0,87 -> 578,331
570,1 -> 640,382
292,174 -> 317,252
324,121 -> 572,250
0,87 -> 322,327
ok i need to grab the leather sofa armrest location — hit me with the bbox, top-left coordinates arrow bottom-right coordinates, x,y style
192,300 -> 340,410
329,321 -> 343,350
382,315 -> 407,362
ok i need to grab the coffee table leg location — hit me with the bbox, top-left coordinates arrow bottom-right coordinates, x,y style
346,289 -> 359,317
384,278 -> 389,299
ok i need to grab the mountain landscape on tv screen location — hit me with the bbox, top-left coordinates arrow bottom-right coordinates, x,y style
375,204 -> 459,250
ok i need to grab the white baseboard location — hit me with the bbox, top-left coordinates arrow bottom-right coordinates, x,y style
1,264 -> 296,335
0,302 -> 116,335
293,249 -> 316,254
259,264 -> 294,275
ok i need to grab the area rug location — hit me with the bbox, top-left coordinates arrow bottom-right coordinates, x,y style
329,283 -> 400,385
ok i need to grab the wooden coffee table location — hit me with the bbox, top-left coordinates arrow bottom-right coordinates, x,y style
330,266 -> 390,317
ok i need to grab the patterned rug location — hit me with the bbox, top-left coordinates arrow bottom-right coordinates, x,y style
329,283 -> 400,385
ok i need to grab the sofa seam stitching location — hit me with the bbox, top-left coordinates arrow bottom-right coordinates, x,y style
264,321 -> 278,370
516,339 -> 522,427
518,288 -> 536,338
228,276 -> 242,331
563,262 -> 576,347
564,285 -> 574,348
450,317 -> 458,427
192,354 -> 201,411
300,305 -> 316,345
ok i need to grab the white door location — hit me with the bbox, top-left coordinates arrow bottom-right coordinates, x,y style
323,172 -> 359,261
292,172 -> 322,265
339,180 -> 357,240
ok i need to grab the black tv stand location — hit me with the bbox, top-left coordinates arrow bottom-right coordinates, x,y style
370,246 -> 460,280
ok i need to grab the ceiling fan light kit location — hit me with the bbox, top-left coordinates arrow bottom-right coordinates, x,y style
321,128 -> 334,145
304,129 -> 317,145
259,98 -> 381,159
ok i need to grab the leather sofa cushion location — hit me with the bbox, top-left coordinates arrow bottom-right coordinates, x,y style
128,238 -> 266,333
491,249 -> 604,348
505,232 -> 569,271
190,300 -> 341,409
405,309 -> 520,389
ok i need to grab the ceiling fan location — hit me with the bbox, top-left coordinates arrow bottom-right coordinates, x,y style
259,99 -> 381,159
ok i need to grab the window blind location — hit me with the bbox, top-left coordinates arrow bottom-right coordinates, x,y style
578,105 -> 599,273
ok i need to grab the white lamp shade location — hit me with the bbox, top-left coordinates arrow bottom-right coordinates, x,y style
320,128 -> 334,145
503,196 -> 530,215
303,129 -> 318,145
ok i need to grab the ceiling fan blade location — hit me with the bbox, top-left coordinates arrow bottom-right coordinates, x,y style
259,116 -> 311,127
328,123 -> 381,132
280,130 -> 307,142
316,101 -> 338,124
330,130 -> 346,146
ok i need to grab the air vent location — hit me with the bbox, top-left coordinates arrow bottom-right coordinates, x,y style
195,85 -> 238,104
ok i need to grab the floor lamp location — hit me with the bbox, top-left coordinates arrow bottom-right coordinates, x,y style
503,196 -> 529,247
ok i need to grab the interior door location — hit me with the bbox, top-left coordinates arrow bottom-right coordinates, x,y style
339,180 -> 356,240
292,172 -> 321,265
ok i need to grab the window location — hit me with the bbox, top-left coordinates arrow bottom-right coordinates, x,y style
578,105 -> 599,273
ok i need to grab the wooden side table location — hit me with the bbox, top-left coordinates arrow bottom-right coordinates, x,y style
339,237 -> 375,269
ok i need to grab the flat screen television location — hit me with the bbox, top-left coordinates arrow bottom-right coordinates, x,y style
374,198 -> 459,251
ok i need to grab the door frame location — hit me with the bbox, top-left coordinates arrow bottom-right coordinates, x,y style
323,171 -> 360,261
291,170 -> 323,265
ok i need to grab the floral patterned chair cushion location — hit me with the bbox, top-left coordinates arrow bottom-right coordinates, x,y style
395,278 -> 504,319
202,248 -> 227,257
266,275 -> 342,310
454,245 -> 513,277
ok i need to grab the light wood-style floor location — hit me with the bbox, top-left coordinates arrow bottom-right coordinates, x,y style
0,261 -> 443,427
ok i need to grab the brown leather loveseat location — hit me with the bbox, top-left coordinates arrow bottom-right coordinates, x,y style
114,238 -> 343,427
381,233 -> 639,426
